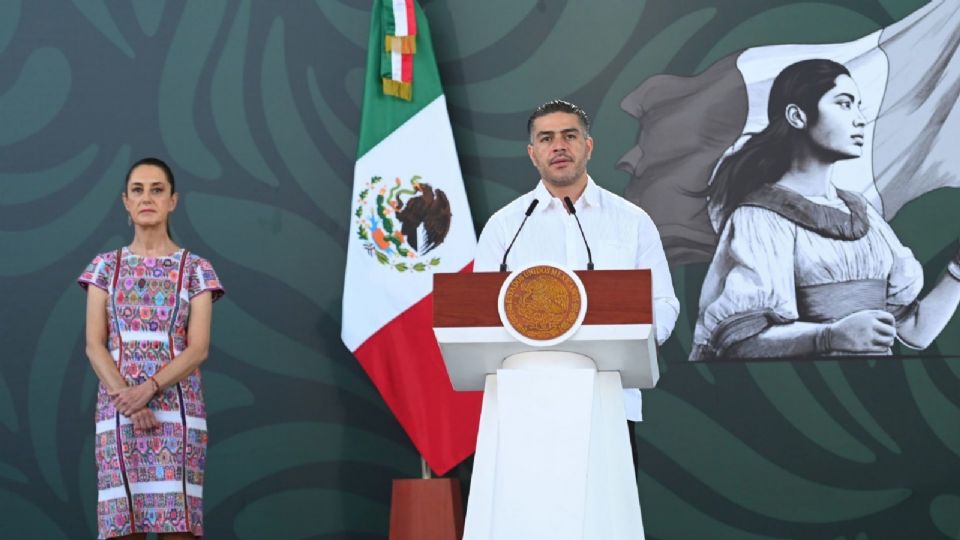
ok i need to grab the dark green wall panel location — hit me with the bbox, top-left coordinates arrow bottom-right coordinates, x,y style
1,1 -> 956,538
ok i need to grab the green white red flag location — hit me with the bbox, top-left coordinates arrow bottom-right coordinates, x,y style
341,0 -> 482,475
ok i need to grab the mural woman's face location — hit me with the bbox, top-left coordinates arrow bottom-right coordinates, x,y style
807,74 -> 867,161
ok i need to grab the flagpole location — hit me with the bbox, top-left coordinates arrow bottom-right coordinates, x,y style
421,455 -> 433,480
351,1 -> 472,537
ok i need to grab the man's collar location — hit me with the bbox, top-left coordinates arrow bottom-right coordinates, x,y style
533,176 -> 600,213
532,181 -> 554,212
581,176 -> 601,208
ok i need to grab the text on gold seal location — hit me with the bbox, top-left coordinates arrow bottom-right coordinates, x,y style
502,265 -> 583,341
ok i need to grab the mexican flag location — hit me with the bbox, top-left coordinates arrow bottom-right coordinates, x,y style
617,0 -> 960,265
341,0 -> 482,475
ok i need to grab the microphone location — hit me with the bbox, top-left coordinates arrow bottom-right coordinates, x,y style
500,198 -> 539,272
563,196 -> 594,270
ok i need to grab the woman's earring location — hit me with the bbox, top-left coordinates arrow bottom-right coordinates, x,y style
127,215 -> 132,226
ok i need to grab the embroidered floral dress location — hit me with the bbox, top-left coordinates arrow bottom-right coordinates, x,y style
690,185 -> 922,360
78,247 -> 224,539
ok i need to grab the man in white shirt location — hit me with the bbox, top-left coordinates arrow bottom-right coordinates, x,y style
474,99 -> 680,427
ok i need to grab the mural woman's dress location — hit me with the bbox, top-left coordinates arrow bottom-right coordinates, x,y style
690,185 -> 922,360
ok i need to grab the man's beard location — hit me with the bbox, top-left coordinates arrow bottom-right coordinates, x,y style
543,164 -> 585,187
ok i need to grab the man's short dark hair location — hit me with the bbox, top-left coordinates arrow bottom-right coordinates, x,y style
527,99 -> 591,138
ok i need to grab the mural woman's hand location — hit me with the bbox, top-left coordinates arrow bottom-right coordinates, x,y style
948,246 -> 960,281
827,310 -> 896,353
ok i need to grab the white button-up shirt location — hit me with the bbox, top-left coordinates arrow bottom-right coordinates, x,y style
475,177 -> 680,420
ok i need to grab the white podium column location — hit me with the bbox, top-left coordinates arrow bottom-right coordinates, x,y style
464,351 -> 644,540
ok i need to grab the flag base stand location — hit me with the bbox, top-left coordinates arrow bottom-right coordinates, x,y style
389,461 -> 464,540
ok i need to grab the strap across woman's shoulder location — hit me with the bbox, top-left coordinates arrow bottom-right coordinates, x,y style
740,185 -> 869,240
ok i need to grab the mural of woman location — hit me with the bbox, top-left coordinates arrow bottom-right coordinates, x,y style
690,59 -> 960,360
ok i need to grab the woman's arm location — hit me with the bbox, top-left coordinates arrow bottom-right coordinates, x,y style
111,291 -> 214,416
729,310 -> 897,357
85,286 -> 128,393
895,269 -> 960,349
727,321 -> 823,358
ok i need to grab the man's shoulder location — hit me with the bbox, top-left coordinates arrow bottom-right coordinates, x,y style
595,184 -> 656,224
485,189 -> 538,225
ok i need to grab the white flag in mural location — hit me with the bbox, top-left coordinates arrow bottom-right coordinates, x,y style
619,0 -> 960,264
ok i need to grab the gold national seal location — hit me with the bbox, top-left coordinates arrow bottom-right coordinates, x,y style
502,265 -> 583,341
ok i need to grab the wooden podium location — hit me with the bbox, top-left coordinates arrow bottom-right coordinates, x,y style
433,267 -> 657,540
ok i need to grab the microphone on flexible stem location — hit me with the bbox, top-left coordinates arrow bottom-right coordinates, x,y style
563,196 -> 594,270
500,198 -> 539,272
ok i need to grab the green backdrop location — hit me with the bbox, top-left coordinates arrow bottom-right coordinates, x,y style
1,1 -> 957,538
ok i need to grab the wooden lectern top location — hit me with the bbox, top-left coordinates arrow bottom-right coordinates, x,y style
433,269 -> 652,328
432,269 -> 659,390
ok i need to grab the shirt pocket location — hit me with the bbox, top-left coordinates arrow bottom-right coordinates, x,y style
595,240 -> 637,269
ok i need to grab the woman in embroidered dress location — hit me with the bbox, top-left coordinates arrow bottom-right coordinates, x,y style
79,157 -> 224,539
690,59 -> 960,360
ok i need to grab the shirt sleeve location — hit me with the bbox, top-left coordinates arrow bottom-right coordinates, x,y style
866,205 -> 923,320
474,212 -> 507,272
693,206 -> 799,357
635,214 -> 680,345
187,255 -> 225,302
77,252 -> 113,292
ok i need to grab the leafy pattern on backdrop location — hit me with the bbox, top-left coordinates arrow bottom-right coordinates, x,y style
1,0 -> 957,538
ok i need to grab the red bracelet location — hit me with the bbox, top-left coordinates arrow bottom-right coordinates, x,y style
149,376 -> 161,396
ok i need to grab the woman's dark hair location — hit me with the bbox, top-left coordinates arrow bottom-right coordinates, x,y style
125,157 -> 175,193
125,157 -> 176,237
703,59 -> 850,226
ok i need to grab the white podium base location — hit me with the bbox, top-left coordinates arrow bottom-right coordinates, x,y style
464,351 -> 644,540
